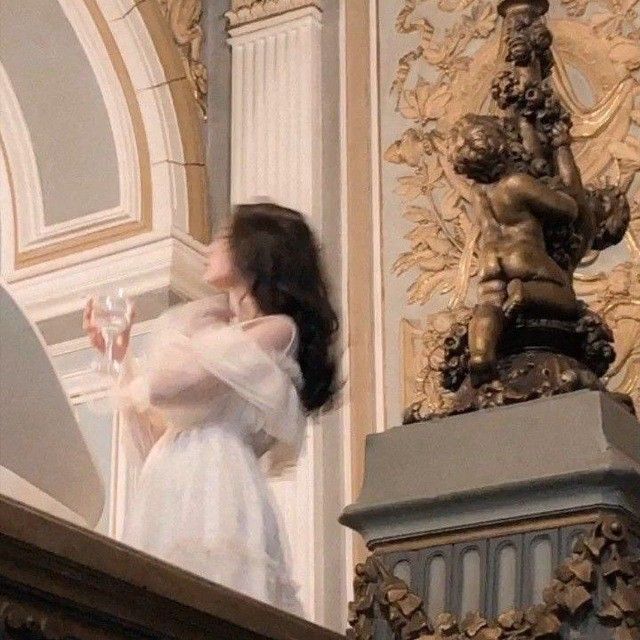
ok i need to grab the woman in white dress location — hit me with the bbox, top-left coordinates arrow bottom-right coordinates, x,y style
83,203 -> 338,614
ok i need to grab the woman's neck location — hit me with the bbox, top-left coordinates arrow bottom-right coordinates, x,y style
228,286 -> 262,322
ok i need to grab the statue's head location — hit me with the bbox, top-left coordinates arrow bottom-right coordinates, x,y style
588,186 -> 630,251
448,114 -> 509,184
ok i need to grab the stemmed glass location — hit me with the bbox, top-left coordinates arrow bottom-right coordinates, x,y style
90,288 -> 132,379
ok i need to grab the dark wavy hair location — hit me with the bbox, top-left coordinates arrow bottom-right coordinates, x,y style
590,186 -> 630,251
229,202 -> 339,412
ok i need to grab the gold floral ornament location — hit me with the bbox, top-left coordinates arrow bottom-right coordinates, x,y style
347,516 -> 640,640
157,0 -> 207,118
578,262 -> 640,410
401,309 -> 472,421
389,0 -> 640,416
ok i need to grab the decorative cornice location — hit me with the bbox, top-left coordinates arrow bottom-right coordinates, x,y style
225,0 -> 322,28
6,234 -> 209,322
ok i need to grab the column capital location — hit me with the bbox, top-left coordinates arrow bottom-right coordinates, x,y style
225,0 -> 322,29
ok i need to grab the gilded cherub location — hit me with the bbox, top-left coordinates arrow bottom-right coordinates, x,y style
449,114 -> 580,386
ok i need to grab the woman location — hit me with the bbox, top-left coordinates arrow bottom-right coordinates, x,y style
84,202 -> 338,614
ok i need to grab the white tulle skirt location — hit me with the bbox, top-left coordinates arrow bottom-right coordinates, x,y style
122,423 -> 303,615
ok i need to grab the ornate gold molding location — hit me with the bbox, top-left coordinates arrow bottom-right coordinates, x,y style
387,0 -> 640,416
156,0 -> 207,118
348,516 -> 640,640
225,0 -> 322,28
136,0 -> 209,243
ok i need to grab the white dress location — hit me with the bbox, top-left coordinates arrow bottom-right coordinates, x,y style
116,297 -> 305,614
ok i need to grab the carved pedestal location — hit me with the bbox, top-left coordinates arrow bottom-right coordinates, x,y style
340,391 -> 640,639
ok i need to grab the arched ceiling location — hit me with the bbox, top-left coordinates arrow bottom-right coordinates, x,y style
0,0 -> 120,225
0,0 -> 209,320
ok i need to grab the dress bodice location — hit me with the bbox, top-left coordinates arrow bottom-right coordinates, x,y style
117,296 -> 306,459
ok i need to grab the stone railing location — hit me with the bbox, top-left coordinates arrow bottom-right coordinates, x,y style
0,495 -> 345,640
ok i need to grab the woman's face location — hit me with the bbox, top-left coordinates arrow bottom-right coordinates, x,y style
203,228 -> 241,290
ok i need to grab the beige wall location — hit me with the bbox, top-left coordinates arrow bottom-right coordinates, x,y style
377,0 -> 425,425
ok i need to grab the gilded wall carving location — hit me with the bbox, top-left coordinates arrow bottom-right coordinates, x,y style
388,0 -> 640,415
157,0 -> 207,117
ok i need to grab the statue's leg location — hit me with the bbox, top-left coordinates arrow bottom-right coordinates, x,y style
504,279 -> 578,318
468,302 -> 504,387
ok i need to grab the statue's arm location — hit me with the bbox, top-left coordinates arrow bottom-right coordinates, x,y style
550,121 -> 583,192
555,142 -> 596,252
555,144 -> 583,195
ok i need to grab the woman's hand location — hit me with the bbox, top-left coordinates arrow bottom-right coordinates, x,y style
82,298 -> 135,362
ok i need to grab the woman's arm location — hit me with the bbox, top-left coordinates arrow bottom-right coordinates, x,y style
116,354 -> 168,459
148,316 -> 297,406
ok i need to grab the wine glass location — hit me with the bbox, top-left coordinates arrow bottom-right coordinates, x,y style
90,288 -> 131,379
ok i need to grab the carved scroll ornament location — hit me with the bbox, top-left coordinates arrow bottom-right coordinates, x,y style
157,0 -> 207,117
1,599 -> 83,640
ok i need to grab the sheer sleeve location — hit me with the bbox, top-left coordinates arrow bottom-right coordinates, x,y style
189,316 -> 305,447
116,313 -> 305,461
115,353 -> 168,466
116,294 -> 233,413
114,296 -> 230,463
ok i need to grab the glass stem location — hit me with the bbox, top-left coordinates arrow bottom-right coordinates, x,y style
103,330 -> 116,375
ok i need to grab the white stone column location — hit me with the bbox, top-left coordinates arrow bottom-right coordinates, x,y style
226,0 -> 324,621
227,2 -> 323,217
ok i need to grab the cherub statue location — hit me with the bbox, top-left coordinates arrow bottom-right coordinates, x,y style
403,0 -> 634,423
449,114 -> 580,385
